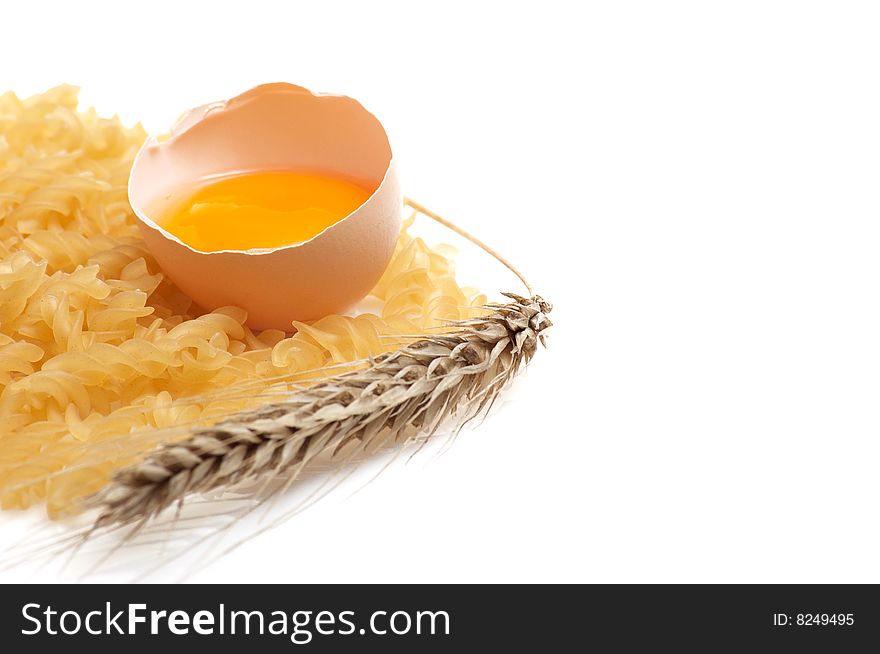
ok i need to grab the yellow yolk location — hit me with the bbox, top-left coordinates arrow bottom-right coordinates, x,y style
160,170 -> 373,252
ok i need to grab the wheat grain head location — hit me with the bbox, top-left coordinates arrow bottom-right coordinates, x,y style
91,293 -> 552,527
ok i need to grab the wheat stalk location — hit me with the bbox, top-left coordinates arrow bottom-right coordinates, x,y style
89,199 -> 551,528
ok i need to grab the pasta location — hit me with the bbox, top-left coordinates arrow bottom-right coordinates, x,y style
0,86 -> 486,515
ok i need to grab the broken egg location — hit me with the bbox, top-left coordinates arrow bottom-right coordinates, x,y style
128,83 -> 402,330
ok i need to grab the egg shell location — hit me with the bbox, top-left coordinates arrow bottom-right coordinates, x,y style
128,83 -> 402,330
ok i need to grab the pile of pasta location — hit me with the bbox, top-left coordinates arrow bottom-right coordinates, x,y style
0,86 -> 485,515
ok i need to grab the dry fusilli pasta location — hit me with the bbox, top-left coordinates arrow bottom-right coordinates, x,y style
0,86 -> 485,514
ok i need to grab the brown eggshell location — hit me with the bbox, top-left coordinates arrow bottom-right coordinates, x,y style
128,83 -> 402,330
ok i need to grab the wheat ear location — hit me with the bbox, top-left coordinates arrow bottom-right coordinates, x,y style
92,201 -> 551,527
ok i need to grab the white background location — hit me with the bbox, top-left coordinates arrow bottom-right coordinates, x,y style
2,0 -> 880,582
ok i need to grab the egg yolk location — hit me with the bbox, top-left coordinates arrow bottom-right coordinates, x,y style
160,170 -> 373,252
